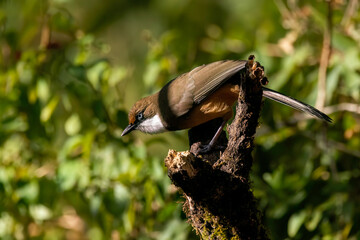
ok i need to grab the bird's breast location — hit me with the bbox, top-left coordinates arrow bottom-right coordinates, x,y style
137,114 -> 166,134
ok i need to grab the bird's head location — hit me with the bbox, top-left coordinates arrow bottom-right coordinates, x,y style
121,95 -> 166,136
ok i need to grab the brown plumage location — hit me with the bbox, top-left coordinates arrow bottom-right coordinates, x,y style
126,60 -> 247,131
122,59 -> 331,152
128,94 -> 158,125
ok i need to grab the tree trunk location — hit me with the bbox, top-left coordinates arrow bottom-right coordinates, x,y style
165,56 -> 269,240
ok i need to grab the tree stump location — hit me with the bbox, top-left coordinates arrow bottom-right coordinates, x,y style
165,56 -> 269,240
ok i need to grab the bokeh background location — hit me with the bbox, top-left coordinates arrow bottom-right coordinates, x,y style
1,0 -> 360,239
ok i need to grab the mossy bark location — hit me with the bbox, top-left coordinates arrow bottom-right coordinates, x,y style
165,56 -> 269,240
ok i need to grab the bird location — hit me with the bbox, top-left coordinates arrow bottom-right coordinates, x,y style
121,60 -> 332,153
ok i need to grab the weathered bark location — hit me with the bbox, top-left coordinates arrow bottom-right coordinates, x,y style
164,56 -> 269,239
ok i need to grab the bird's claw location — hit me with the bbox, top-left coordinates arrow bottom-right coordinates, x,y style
192,144 -> 226,156
193,144 -> 212,156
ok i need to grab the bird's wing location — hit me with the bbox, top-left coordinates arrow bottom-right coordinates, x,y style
191,60 -> 247,103
167,60 -> 246,117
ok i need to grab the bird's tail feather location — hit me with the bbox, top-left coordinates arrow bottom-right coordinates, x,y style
262,87 -> 332,122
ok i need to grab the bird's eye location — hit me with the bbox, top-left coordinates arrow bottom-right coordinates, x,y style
136,112 -> 144,121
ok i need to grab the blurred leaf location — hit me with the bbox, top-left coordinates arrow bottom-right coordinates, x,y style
16,181 -> 39,203
344,71 -> 360,100
89,194 -> 102,215
144,61 -> 161,88
59,135 -> 85,161
0,167 -> 15,190
158,219 -> 190,240
0,115 -> 28,133
36,78 -> 50,103
113,183 -> 131,211
0,213 -> 14,237
270,45 -> 311,90
129,143 -> 147,160
256,127 -> 296,149
305,209 -> 322,231
326,65 -> 341,103
87,227 -> 103,240
65,113 -> 82,135
87,60 -> 110,90
29,204 -> 53,222
263,166 -> 284,189
288,210 -> 307,237
40,96 -> 59,122
51,9 -> 75,32
343,47 -> 360,70
57,160 -> 89,190
108,66 -> 127,87
16,55 -> 35,84
67,65 -> 87,82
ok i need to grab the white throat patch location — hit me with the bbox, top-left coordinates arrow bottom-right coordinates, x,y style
136,114 -> 166,134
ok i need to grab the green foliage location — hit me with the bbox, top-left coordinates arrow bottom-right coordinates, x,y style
1,0 -> 360,239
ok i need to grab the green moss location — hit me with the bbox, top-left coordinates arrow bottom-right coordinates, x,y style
198,209 -> 234,240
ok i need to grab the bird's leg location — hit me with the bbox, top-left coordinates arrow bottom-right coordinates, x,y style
194,120 -> 227,155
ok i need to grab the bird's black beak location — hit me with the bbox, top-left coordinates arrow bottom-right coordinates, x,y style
121,123 -> 137,136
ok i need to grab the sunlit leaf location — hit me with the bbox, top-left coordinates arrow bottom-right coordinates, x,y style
65,113 -> 82,135
305,209 -> 322,231
29,204 -> 53,222
288,210 -> 307,237
0,213 -> 14,237
36,78 -> 50,103
16,59 -> 34,84
40,96 -> 59,122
